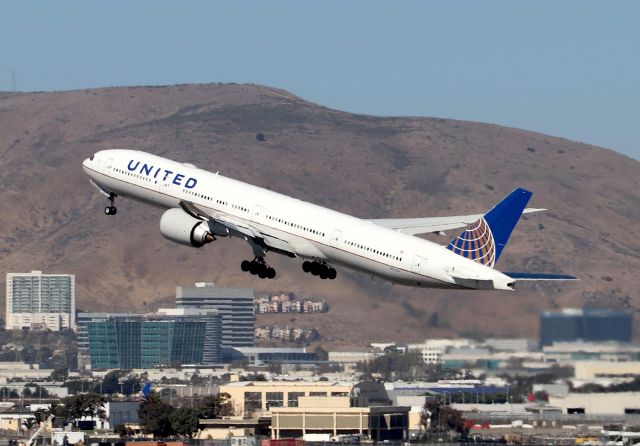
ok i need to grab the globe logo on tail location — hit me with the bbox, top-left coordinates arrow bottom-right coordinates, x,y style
447,217 -> 496,268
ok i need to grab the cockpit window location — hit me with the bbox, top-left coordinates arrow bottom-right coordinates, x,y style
90,154 -> 95,161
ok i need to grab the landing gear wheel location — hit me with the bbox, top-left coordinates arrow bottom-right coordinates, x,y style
310,262 -> 321,276
319,264 -> 329,280
327,268 -> 337,280
243,256 -> 276,279
104,193 -> 117,216
302,261 -> 312,273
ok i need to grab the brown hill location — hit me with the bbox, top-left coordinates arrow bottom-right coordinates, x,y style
0,84 -> 638,347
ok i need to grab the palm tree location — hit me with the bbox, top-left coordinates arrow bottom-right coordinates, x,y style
34,408 -> 48,425
22,417 -> 37,433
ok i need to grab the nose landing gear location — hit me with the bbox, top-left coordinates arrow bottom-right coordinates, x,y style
104,193 -> 117,216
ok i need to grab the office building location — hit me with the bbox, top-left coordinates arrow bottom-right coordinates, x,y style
77,312 -> 137,369
230,347 -> 317,366
83,309 -> 222,369
5,271 -> 75,331
157,308 -> 223,364
270,398 -> 409,441
88,316 -> 205,369
219,380 -> 391,416
539,307 -> 632,348
176,282 -> 254,348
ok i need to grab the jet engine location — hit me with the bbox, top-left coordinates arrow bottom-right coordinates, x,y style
159,208 -> 215,248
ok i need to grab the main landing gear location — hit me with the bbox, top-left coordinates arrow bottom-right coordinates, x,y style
241,257 -> 276,279
104,194 -> 117,216
302,261 -> 337,280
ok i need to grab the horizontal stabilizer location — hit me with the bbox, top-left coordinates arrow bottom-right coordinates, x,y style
505,272 -> 578,281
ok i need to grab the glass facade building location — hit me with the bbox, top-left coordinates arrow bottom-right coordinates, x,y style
176,283 -> 254,348
78,308 -> 222,369
540,307 -> 632,348
5,271 -> 75,331
77,312 -> 135,369
88,316 -> 207,369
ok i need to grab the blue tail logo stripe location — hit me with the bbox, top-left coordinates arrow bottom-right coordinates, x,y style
447,217 -> 496,267
447,188 -> 532,268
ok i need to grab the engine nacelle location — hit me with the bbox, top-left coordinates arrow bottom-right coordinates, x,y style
159,208 -> 214,248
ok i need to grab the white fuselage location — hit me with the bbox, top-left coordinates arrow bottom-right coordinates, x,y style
82,149 -> 515,290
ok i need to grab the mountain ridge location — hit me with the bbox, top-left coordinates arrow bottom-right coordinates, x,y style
0,83 -> 638,346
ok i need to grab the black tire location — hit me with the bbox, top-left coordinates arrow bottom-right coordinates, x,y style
241,260 -> 251,272
328,268 -> 337,280
302,261 -> 311,273
258,264 -> 268,279
104,206 -> 111,215
111,206 -> 117,215
267,268 -> 276,279
310,262 -> 320,276
249,261 -> 260,275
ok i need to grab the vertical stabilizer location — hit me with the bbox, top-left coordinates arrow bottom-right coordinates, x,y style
447,188 -> 532,267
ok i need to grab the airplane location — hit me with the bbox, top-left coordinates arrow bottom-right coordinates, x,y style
82,149 -> 575,291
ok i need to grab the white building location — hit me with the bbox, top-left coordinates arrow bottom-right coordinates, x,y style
548,392 -> 640,415
484,338 -> 535,352
328,351 -> 381,364
5,271 -> 75,331
407,338 -> 472,352
416,347 -> 444,364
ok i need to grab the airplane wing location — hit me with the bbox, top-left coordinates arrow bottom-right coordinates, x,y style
179,201 -> 297,257
368,208 -> 545,236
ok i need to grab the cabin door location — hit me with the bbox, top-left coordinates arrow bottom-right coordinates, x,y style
330,229 -> 342,248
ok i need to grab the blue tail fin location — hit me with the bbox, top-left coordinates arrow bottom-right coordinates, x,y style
447,188 -> 532,267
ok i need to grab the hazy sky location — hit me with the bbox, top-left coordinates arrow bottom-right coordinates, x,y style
2,1 -> 639,159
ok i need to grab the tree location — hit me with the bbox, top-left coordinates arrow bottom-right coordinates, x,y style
0,387 -> 19,398
101,370 -> 122,394
421,399 -> 466,434
46,402 -> 66,428
240,373 -> 266,382
34,408 -> 49,425
50,367 -> 69,382
139,391 -> 175,438
314,346 -> 328,361
121,376 -> 141,396
22,417 -> 37,432
60,393 -> 106,427
114,423 -> 135,438
357,351 -> 424,381
170,407 -> 201,438
198,393 -> 232,419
